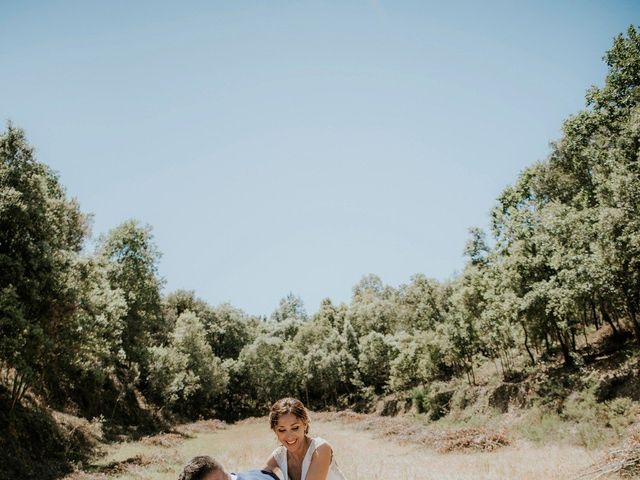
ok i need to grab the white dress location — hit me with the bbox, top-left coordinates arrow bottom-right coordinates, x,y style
271,436 -> 347,480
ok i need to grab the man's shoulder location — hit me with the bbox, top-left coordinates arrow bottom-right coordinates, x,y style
234,469 -> 280,480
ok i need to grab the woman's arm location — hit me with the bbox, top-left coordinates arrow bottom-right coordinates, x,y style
305,443 -> 332,480
262,454 -> 279,473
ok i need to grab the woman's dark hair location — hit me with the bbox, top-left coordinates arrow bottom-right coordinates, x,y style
269,397 -> 310,434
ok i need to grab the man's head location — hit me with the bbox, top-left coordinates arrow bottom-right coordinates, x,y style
178,456 -> 229,480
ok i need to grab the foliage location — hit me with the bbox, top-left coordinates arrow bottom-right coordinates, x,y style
97,220 -> 164,374
271,292 -> 308,322
0,123 -> 91,409
358,331 -> 399,393
147,311 -> 228,415
223,334 -> 305,418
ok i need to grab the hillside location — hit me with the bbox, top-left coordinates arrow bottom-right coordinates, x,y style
3,324 -> 638,480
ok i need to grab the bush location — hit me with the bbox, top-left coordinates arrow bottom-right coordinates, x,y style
411,384 -> 454,420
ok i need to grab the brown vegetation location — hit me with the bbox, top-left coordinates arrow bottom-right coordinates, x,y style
64,453 -> 177,480
436,428 -> 510,453
313,411 -> 511,453
576,426 -> 640,479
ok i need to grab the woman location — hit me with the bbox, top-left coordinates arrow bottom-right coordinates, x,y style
263,398 -> 346,480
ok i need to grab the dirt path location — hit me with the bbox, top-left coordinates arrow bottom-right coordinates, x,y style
67,417 -> 601,480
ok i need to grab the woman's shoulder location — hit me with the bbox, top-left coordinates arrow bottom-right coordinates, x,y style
270,445 -> 287,463
310,437 -> 346,479
310,437 -> 333,454
311,436 -> 331,446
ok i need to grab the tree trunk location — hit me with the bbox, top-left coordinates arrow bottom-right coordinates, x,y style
629,307 -> 640,346
544,332 -> 551,354
497,354 -> 505,378
465,355 -> 476,386
523,324 -> 536,365
552,318 -> 573,366
582,317 -> 590,347
612,309 -> 623,329
600,304 -> 619,337
591,301 -> 599,329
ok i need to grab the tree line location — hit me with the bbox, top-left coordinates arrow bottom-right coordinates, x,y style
1,27 -> 639,425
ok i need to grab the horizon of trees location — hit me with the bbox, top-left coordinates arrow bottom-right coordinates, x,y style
1,26 -> 639,425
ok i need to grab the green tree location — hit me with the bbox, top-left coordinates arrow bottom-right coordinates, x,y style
293,316 -> 334,356
207,303 -> 260,359
348,274 -> 399,335
341,318 -> 360,360
147,345 -> 198,407
271,292 -> 308,322
46,254 -> 127,405
97,220 -> 164,372
357,331 -> 398,393
0,124 -> 89,410
224,335 -> 305,417
162,289 -> 211,341
147,310 -> 228,415
163,291 -> 259,359
489,26 -> 640,352
397,274 -> 443,332
312,298 -> 348,331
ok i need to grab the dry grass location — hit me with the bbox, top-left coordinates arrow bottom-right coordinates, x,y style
575,426 -> 640,479
312,411 -> 510,453
313,416 -> 596,480
436,428 -> 510,453
173,419 -> 226,435
64,413 -> 608,480
140,434 -> 185,448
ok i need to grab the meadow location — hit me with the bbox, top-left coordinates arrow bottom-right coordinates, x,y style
64,415 -> 606,480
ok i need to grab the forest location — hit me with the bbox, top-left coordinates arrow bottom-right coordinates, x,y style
1,26 -> 639,480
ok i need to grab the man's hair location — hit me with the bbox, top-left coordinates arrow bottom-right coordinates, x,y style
178,455 -> 225,480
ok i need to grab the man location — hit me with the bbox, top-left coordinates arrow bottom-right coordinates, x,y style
178,455 -> 280,480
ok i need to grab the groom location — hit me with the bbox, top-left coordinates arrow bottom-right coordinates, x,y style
178,455 -> 280,480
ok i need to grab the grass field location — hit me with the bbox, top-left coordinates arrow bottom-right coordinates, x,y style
63,414 -> 610,480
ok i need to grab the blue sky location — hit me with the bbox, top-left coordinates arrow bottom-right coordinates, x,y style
1,1 -> 638,316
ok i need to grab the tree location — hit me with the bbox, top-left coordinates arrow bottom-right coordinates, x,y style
348,275 -> 399,335
397,274 -> 443,332
389,332 -> 425,391
162,289 -> 211,341
293,316 -> 334,356
147,310 -> 228,415
464,227 -> 490,266
294,324 -> 360,407
0,124 -> 89,410
271,292 -> 308,322
357,331 -> 398,393
44,254 -> 128,408
97,220 -> 164,372
313,298 -> 346,331
224,335 -> 305,417
163,291 -> 259,359
341,318 -> 360,360
304,345 -> 358,407
207,303 -> 260,359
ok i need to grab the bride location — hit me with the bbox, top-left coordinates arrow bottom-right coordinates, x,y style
262,397 -> 347,480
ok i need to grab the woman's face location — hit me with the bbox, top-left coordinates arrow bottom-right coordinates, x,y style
274,412 -> 307,451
